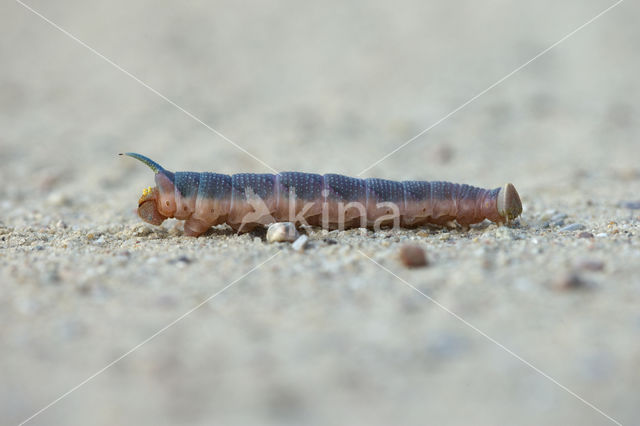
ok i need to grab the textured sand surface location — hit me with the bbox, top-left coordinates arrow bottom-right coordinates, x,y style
1,1 -> 639,425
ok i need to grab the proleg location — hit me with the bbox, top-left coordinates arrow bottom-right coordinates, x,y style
120,153 -> 522,237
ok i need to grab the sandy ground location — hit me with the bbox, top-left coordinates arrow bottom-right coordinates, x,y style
1,1 -> 639,425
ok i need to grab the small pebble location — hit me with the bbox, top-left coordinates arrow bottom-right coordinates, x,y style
620,201 -> 640,210
547,212 -> 568,227
399,245 -> 428,268
171,255 -> 192,265
551,212 -> 568,222
47,192 -> 71,207
434,144 -> 455,164
577,231 -> 594,239
576,259 -> 605,272
266,222 -> 299,243
559,223 -> 585,232
291,235 -> 309,252
553,272 -> 588,291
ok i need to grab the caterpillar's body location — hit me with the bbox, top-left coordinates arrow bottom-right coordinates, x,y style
121,153 -> 522,237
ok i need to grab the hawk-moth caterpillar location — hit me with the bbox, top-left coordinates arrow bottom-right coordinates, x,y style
121,153 -> 522,237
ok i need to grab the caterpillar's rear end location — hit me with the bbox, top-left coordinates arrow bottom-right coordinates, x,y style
121,153 -> 522,237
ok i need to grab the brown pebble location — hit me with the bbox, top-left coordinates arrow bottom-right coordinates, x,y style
577,231 -> 594,239
434,144 -> 455,164
553,272 -> 587,291
399,245 -> 428,268
576,259 -> 605,272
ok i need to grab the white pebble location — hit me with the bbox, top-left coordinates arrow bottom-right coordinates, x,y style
559,223 -> 585,232
266,222 -> 299,243
291,235 -> 309,251
47,192 -> 71,207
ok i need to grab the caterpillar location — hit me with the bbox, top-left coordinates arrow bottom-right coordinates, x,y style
121,153 -> 522,237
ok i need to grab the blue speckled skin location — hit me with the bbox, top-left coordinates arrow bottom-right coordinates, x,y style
197,172 -> 232,200
231,173 -> 277,201
169,172 -> 501,228
402,181 -> 432,203
323,174 -> 367,202
174,172 -> 200,198
365,178 -> 404,203
278,172 -> 324,201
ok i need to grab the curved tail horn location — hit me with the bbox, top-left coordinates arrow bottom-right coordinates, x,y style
119,152 -> 166,173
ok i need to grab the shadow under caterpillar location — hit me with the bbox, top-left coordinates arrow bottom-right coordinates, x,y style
121,153 -> 522,237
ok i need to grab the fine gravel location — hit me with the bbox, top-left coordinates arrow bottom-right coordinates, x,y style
2,1 -> 639,425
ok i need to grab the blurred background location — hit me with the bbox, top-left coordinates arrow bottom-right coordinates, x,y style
1,1 -> 638,425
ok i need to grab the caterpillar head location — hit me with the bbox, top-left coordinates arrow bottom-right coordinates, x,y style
496,183 -> 522,222
137,186 -> 167,225
121,153 -> 176,224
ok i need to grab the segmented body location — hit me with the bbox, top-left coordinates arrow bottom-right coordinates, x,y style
122,153 -> 522,237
